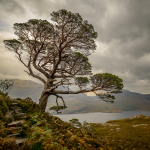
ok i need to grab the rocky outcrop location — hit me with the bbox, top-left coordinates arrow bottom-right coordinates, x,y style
5,98 -> 28,145
7,120 -> 25,128
130,114 -> 150,119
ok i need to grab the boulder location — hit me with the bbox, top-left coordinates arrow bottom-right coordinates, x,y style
7,133 -> 20,137
16,138 -> 28,144
7,120 -> 25,127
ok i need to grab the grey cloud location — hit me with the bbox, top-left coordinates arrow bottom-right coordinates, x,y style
0,0 -> 26,31
17,0 -> 66,19
107,35 -> 150,60
19,0 -> 107,27
99,0 -> 150,42
131,63 -> 150,81
90,41 -> 150,78
0,0 -> 25,15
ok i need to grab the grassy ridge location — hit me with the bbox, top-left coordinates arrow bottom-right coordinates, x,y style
92,115 -> 150,149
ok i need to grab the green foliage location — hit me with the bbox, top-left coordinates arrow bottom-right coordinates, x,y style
90,73 -> 123,90
19,141 -> 32,150
0,91 -> 12,124
75,77 -> 89,89
0,137 -> 19,150
73,52 -> 92,75
20,130 -> 26,138
0,83 -> 13,120
51,9 -> 98,40
30,128 -> 52,142
49,105 -> 67,110
3,116 -> 13,125
74,52 -> 88,61
90,73 -> 123,102
17,99 -> 40,113
0,98 -> 8,118
16,100 -> 107,149
0,91 -> 11,119
32,142 -> 44,150
64,52 -> 92,76
0,97 -> 10,120
69,118 -> 82,128
0,120 -> 7,137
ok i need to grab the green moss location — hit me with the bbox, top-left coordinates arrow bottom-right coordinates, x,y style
49,105 -> 67,110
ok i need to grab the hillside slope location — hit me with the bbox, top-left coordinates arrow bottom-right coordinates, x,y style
1,91 -> 150,150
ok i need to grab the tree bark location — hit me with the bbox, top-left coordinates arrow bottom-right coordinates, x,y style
39,92 -> 50,111
39,78 -> 53,111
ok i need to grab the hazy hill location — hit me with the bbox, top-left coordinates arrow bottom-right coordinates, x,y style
9,79 -> 150,114
9,79 -> 43,102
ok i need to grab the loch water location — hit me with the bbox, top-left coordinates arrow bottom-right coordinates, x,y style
55,111 -> 150,123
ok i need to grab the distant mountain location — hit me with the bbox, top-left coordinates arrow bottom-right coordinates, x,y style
9,79 -> 150,114
9,79 -> 43,102
111,90 -> 150,112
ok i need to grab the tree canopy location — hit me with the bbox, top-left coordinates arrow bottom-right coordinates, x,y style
4,9 -> 123,111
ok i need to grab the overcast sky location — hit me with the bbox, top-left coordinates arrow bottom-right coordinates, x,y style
0,0 -> 150,94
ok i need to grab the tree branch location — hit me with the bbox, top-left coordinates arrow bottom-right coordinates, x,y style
32,52 -> 49,78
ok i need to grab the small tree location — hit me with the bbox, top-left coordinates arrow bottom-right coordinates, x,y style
4,9 -> 123,111
0,79 -> 13,94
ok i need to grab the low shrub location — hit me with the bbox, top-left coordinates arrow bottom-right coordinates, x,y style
0,120 -> 7,137
0,91 -> 12,119
0,137 -> 19,150
17,99 -> 40,113
20,130 -> 26,138
32,142 -> 44,150
0,98 -> 8,118
49,105 -> 67,110
19,141 -> 32,150
3,116 -> 13,125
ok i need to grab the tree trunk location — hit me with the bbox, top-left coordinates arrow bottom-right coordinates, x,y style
39,78 -> 54,111
39,92 -> 50,111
